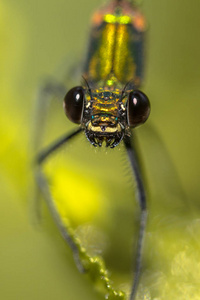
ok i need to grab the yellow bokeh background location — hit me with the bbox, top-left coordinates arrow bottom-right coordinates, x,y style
1,0 -> 200,299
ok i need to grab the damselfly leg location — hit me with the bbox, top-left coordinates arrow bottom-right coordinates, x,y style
34,128 -> 85,273
124,134 -> 147,300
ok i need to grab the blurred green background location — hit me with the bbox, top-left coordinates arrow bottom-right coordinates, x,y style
0,0 -> 200,299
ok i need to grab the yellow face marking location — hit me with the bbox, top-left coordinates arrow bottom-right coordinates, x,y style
87,122 -> 121,133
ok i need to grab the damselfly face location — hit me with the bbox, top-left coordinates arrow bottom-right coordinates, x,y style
63,85 -> 150,148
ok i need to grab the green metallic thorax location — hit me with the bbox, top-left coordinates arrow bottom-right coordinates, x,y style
83,1 -> 146,90
89,21 -> 134,87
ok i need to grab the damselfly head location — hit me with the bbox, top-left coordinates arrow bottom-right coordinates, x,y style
63,86 -> 150,148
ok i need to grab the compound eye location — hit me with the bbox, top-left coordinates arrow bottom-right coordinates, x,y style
127,90 -> 150,127
63,86 -> 84,124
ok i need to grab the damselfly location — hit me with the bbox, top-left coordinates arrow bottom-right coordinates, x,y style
34,0 -> 150,299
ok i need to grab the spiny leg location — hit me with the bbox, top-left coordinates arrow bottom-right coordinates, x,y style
34,128 -> 86,273
124,135 -> 147,300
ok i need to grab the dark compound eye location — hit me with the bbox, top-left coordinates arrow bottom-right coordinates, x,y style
63,86 -> 84,124
127,90 -> 150,127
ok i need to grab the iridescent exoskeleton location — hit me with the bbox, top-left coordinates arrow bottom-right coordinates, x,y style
35,1 -> 150,299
